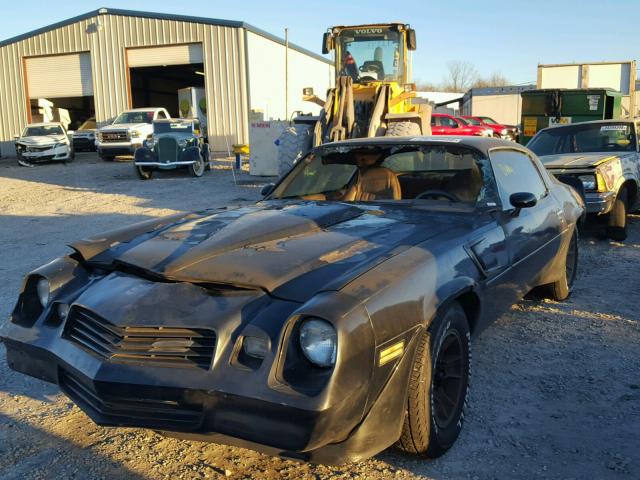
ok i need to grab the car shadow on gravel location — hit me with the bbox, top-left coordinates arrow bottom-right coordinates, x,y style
0,412 -> 147,479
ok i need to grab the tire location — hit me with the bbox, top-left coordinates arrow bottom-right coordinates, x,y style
100,155 -> 114,162
385,121 -> 422,137
68,147 -> 75,162
189,154 -> 206,177
135,165 -> 153,180
606,188 -> 627,241
277,123 -> 313,176
396,302 -> 471,458
539,229 -> 578,301
201,144 -> 211,171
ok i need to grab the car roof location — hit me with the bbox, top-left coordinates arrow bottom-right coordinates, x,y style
25,122 -> 63,127
125,108 -> 163,112
153,118 -> 196,123
536,118 -> 636,135
316,135 -> 522,156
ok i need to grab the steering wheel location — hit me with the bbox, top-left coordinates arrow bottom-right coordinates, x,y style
415,190 -> 460,202
359,63 -> 382,74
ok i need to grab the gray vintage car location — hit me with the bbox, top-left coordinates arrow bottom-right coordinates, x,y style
528,119 -> 640,240
134,118 -> 209,179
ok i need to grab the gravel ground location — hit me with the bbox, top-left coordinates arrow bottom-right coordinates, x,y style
0,153 -> 638,480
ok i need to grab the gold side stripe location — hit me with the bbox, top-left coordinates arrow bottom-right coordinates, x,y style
379,340 -> 405,366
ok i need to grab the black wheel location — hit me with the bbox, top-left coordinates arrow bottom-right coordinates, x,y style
202,144 -> 211,171
396,302 -> 470,458
540,229 -> 578,301
606,188 -> 627,241
100,154 -> 114,162
385,121 -> 422,137
135,165 -> 153,180
189,154 -> 205,177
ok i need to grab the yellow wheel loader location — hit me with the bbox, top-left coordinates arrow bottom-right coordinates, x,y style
277,23 -> 432,172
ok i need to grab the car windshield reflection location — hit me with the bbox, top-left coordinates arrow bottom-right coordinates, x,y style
270,145 -> 494,205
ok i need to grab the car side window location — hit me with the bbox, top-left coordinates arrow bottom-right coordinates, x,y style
441,116 -> 457,128
156,110 -> 167,120
490,149 -> 547,208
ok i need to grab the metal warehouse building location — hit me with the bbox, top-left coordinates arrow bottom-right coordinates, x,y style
0,7 -> 334,156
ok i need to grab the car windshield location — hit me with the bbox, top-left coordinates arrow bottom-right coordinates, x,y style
113,111 -> 154,124
153,121 -> 194,134
528,122 -> 636,157
480,116 -> 498,124
78,118 -> 96,130
465,117 -> 482,126
336,27 -> 404,83
23,125 -> 64,136
270,144 -> 495,205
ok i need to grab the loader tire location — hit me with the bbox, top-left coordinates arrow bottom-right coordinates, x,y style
385,121 -> 422,137
277,123 -> 313,176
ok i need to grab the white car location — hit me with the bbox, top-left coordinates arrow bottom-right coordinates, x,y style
96,108 -> 171,161
14,123 -> 73,166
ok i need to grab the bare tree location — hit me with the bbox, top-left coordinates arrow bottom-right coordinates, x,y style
442,60 -> 477,92
473,72 -> 510,88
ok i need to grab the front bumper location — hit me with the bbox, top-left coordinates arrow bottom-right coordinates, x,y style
17,145 -> 70,161
73,137 -> 96,151
1,267 -> 410,464
97,142 -> 142,156
585,191 -> 616,214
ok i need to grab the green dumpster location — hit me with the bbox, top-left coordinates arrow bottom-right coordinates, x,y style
520,88 -> 622,144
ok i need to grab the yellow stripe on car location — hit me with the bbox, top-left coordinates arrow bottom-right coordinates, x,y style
379,340 -> 404,366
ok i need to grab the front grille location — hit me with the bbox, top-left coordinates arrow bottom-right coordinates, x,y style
63,307 -> 216,369
26,145 -> 54,152
59,369 -> 203,429
158,136 -> 178,163
101,131 -> 129,143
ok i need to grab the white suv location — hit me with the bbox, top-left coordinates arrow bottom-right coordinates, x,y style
97,108 -> 171,161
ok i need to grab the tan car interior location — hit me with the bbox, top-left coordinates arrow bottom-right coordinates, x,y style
298,149 -> 484,203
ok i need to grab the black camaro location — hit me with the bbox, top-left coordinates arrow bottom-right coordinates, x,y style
1,136 -> 583,464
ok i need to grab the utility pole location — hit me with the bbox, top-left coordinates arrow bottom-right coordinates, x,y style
285,27 -> 289,121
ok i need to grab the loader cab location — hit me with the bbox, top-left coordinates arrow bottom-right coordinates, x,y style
324,24 -> 415,84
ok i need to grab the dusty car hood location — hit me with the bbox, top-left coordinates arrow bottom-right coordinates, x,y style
539,152 -> 627,169
71,202 -> 469,302
101,123 -> 149,131
17,135 -> 66,145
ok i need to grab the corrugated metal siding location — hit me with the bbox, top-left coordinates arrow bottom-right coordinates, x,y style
0,12 -> 248,155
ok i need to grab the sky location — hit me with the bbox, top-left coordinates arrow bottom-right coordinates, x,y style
2,0 -> 639,88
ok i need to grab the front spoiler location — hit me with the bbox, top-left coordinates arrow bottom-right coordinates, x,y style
2,324 -> 417,465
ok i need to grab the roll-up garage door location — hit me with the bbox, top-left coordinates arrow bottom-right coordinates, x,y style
127,43 -> 203,68
26,52 -> 93,98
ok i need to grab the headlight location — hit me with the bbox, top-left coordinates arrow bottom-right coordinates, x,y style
131,131 -> 141,138
97,132 -> 103,141
501,128 -> 508,135
177,139 -> 188,148
36,278 -> 50,307
54,142 -> 67,148
299,318 -> 337,367
578,175 -> 596,191
145,139 -> 155,149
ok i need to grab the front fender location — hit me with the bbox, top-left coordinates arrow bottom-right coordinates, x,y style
180,146 -> 201,162
134,147 -> 157,163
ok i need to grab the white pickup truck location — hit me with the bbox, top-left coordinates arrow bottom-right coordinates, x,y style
96,108 -> 171,161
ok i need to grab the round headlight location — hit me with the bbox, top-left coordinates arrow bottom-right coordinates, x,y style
299,318 -> 337,367
36,278 -> 50,307
177,138 -> 188,148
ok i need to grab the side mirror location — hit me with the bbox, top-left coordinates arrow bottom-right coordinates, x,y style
261,183 -> 275,196
322,32 -> 334,55
509,192 -> 537,215
303,87 -> 314,97
406,28 -> 417,51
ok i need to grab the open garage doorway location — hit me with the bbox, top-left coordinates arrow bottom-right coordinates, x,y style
25,52 -> 95,130
129,63 -> 205,117
127,43 -> 205,118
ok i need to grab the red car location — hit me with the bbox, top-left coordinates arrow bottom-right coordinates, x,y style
462,116 -> 519,141
431,113 -> 494,137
